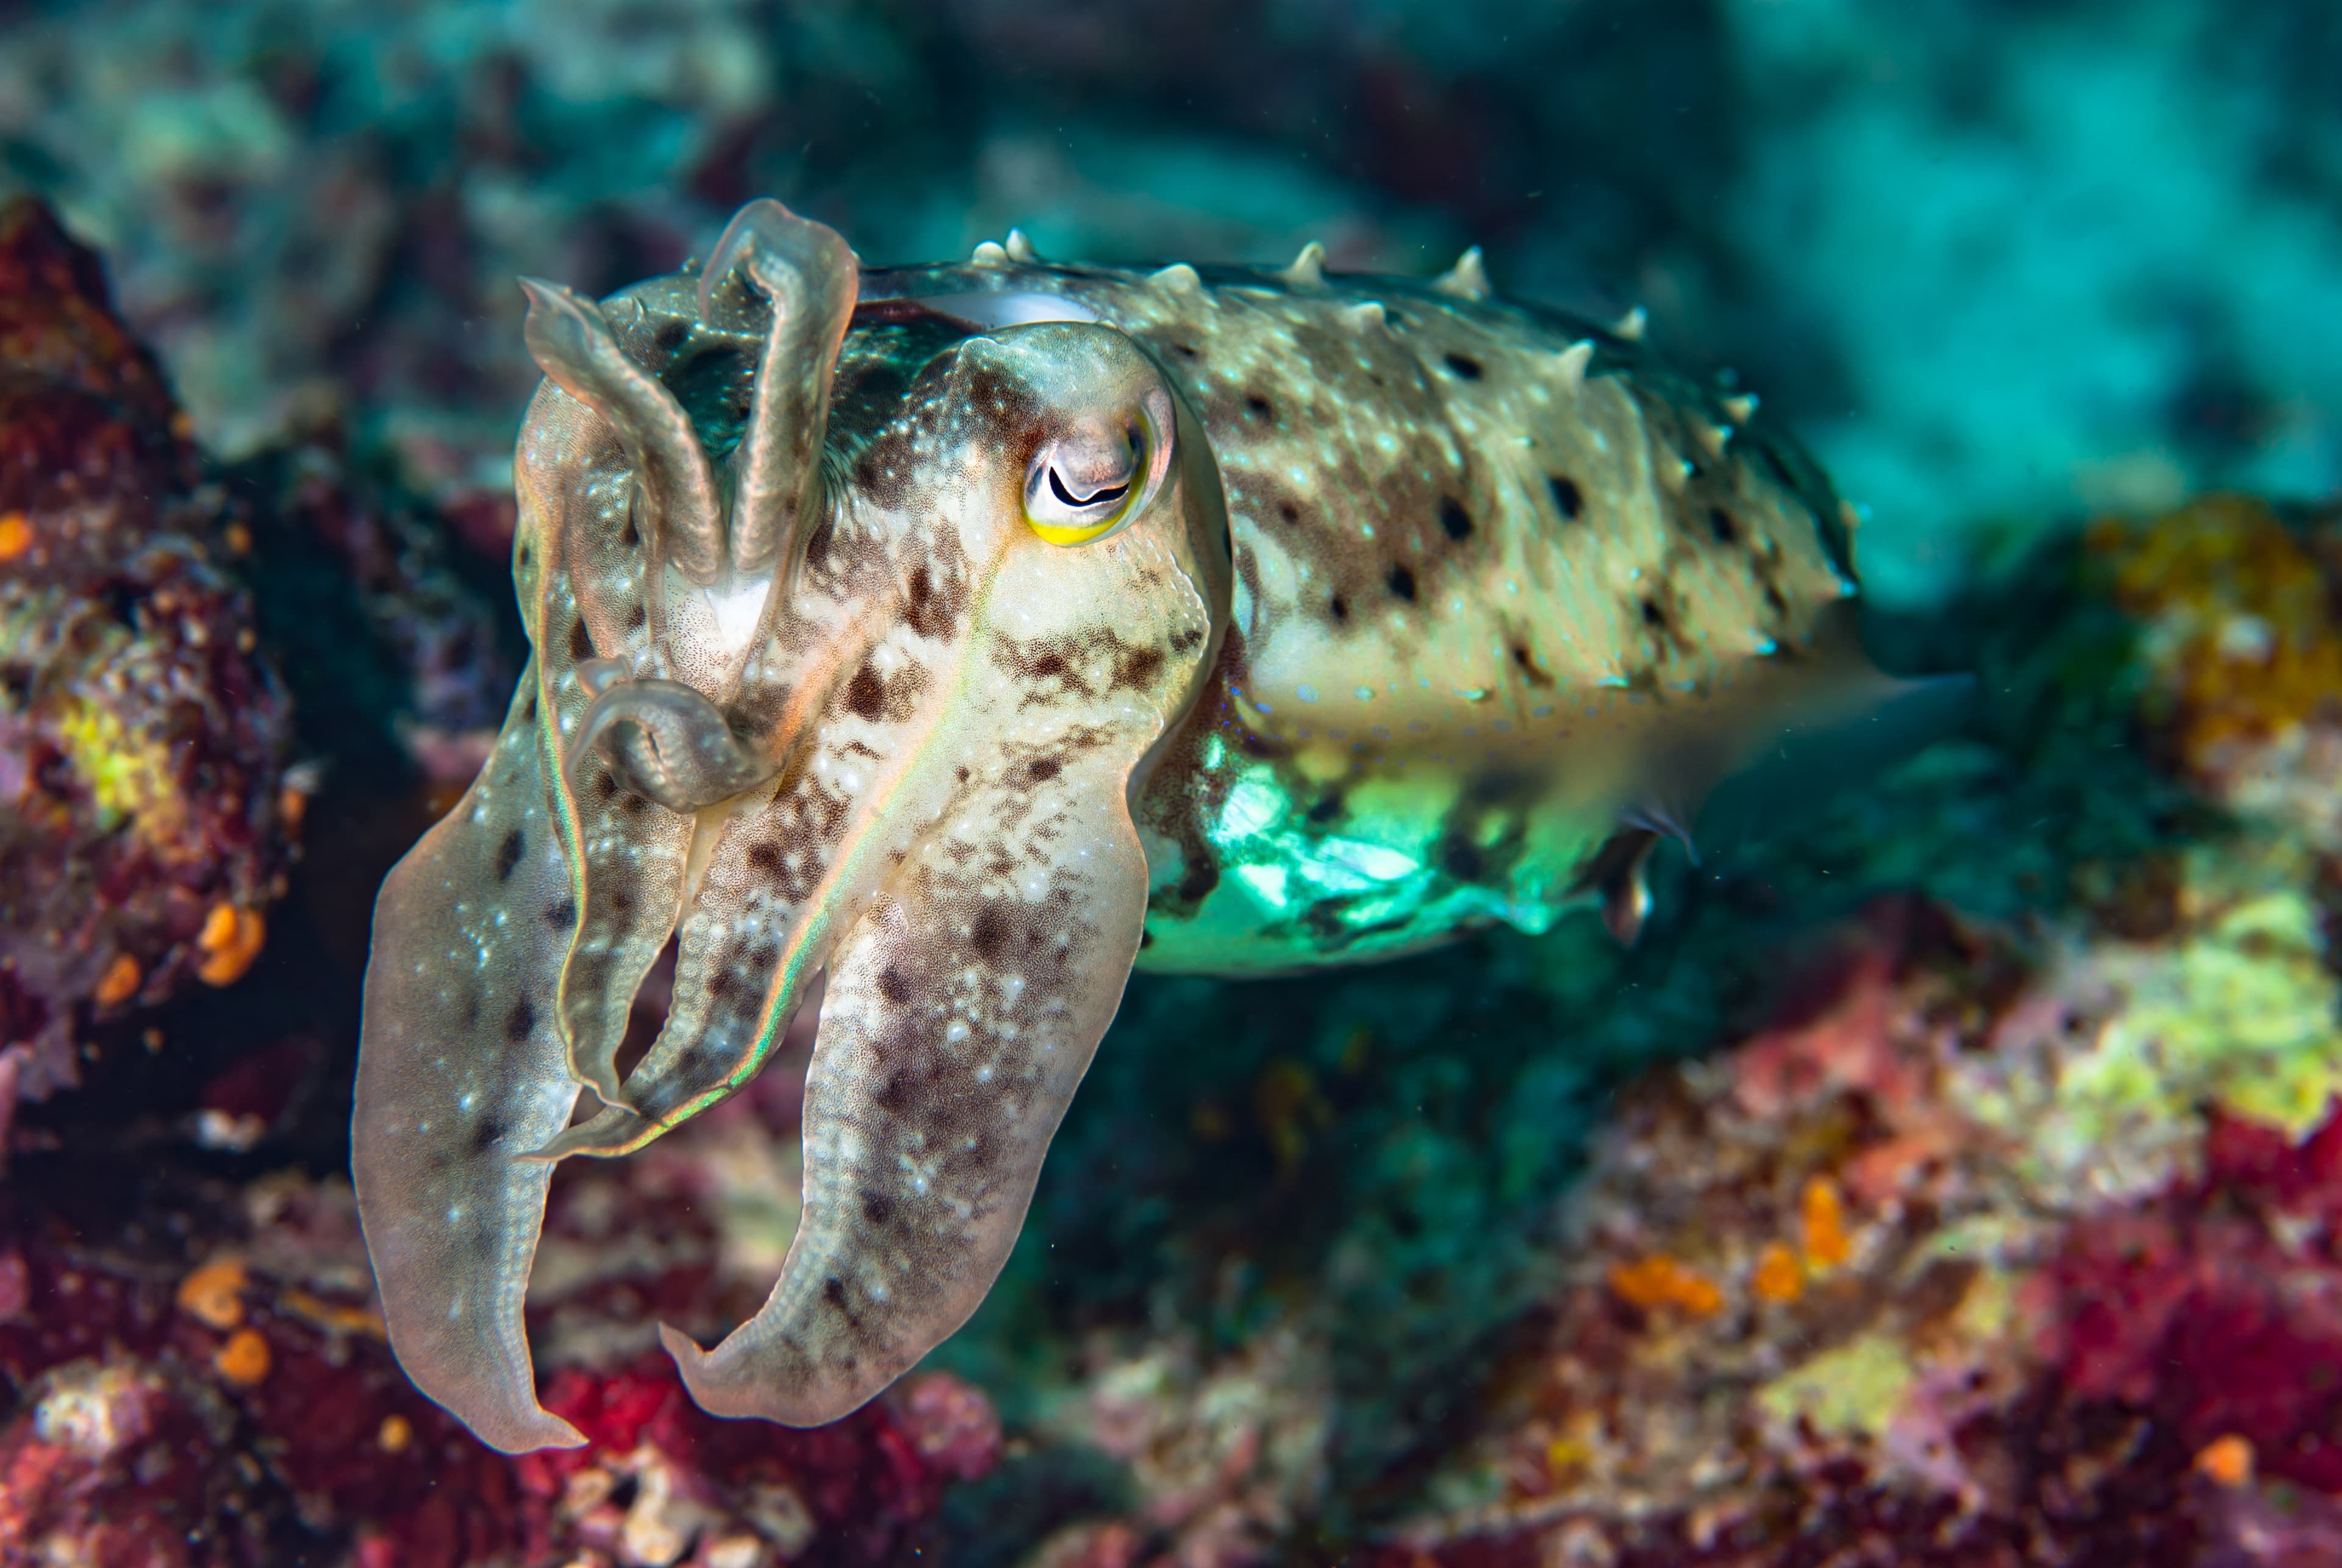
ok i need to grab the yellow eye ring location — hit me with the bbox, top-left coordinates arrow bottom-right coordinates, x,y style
1025,459 -> 1134,543
1023,390 -> 1173,546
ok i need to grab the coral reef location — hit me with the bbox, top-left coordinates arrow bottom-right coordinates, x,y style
0,53 -> 2337,1550
0,1089 -> 1000,1566
1351,497 -> 2342,1566
0,196 -> 292,1135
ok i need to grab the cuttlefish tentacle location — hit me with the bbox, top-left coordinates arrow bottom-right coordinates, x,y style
700,197 -> 859,576
569,675 -> 774,815
540,508 -> 983,1162
662,725 -> 1163,1424
514,496 -> 691,1112
547,295 -> 978,1157
523,221 -> 858,1104
546,746 -> 692,1108
519,277 -> 726,589
537,204 -> 861,1102
514,290 -> 707,1107
353,660 -> 587,1454
531,767 -> 817,1160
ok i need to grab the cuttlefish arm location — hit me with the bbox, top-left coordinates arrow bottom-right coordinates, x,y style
668,832 -> 1144,1417
535,525 -> 961,1164
355,202 -> 864,1453
540,327 -> 1213,1180
353,662 -> 587,1453
655,337 -> 1227,1425
665,657 -> 1181,1422
521,200 -> 855,1108
359,203 -> 1228,1444
514,284 -> 706,1109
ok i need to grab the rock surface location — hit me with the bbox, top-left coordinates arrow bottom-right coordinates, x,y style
0,197 -> 293,1137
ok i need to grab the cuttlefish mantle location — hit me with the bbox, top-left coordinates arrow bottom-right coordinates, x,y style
355,201 -> 1902,1452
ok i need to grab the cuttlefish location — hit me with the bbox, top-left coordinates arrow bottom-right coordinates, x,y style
355,199 -> 1899,1453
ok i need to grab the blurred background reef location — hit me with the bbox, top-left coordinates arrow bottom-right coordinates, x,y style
1,2 -> 2340,1564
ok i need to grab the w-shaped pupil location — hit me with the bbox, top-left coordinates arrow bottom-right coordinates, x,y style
1048,466 -> 1131,509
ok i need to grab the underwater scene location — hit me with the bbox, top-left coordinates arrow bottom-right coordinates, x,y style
3,1 -> 2341,1563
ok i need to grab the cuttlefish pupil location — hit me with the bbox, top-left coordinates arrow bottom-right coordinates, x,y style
354,198 -> 1905,1453
1050,469 -> 1124,507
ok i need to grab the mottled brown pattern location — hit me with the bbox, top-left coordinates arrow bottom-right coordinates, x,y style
855,254 -> 1868,972
359,204 -> 1880,1454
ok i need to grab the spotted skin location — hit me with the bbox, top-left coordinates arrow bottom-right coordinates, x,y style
854,257 -> 1869,974
353,660 -> 587,1453
670,539 -> 1208,1420
356,202 -> 1880,1452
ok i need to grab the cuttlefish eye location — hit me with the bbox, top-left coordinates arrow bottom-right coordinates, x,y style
1022,387 -> 1173,545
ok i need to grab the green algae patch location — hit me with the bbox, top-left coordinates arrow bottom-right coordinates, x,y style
1961,837 -> 2342,1201
1947,1264 -> 2018,1344
57,691 -> 193,856
2088,883 -> 2342,1137
1758,1332 -> 1914,1442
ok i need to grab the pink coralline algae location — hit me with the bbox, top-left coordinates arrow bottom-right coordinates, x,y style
0,197 -> 294,1135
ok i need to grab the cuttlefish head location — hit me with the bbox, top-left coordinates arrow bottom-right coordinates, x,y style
353,201 -> 1228,1452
